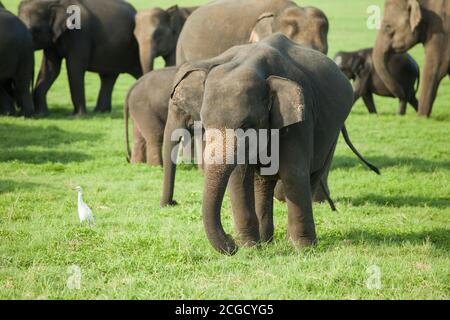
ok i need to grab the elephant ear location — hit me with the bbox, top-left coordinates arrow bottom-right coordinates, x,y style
167,5 -> 184,34
408,0 -> 422,31
267,76 -> 306,129
249,12 -> 275,43
350,54 -> 368,78
49,2 -> 67,42
171,65 -> 208,118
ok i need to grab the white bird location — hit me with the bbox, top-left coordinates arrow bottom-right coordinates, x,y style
75,186 -> 94,226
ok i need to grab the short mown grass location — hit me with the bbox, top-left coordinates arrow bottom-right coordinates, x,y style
0,0 -> 449,299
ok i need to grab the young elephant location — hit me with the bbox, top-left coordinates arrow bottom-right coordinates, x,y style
166,34 -> 355,255
0,6 -> 34,117
125,67 -> 177,165
134,6 -> 197,74
19,0 -> 142,116
334,48 -> 420,115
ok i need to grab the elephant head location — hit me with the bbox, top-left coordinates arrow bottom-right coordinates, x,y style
18,0 -> 70,50
168,37 -> 306,254
373,0 -> 423,98
249,6 -> 329,54
135,6 -> 194,73
160,47 -> 242,208
334,51 -> 369,80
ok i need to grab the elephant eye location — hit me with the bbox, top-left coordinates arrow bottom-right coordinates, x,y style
384,24 -> 394,35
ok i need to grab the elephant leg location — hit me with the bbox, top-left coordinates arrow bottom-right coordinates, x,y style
136,116 -> 164,166
254,172 -> 277,243
362,92 -> 377,114
274,180 -> 286,202
278,132 -> 316,248
397,99 -> 407,115
94,74 -> 118,113
146,135 -> 163,166
13,74 -> 34,118
131,119 -> 146,164
66,59 -> 87,116
228,165 -> 260,247
0,85 -> 15,116
312,141 -> 337,205
34,49 -> 62,116
418,41 -> 449,117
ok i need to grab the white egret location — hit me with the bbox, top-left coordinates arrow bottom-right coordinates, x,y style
74,186 -> 94,226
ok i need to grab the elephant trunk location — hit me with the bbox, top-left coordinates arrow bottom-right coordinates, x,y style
373,36 -> 405,99
160,111 -> 182,207
202,163 -> 238,255
138,40 -> 156,74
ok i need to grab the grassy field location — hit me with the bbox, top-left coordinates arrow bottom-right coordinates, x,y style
1,0 -> 449,300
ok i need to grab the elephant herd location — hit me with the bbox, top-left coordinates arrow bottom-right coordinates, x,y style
1,0 -> 449,255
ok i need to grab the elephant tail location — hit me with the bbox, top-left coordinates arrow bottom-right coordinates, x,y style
342,125 -> 380,175
124,89 -> 132,163
320,179 -> 337,212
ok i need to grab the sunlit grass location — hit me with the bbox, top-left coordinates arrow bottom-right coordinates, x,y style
0,0 -> 449,299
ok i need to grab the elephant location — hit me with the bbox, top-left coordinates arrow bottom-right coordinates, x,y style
334,48 -> 420,115
134,5 -> 197,74
18,0 -> 142,116
0,83 -> 16,116
373,0 -> 450,117
124,67 -> 177,166
168,34 -> 355,254
0,6 -> 34,117
176,0 -> 329,65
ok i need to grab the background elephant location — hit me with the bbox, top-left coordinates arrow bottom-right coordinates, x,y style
169,34 -> 354,254
134,5 -> 197,74
125,67 -> 177,166
0,6 -> 34,117
335,48 -> 420,115
176,0 -> 329,65
373,0 -> 450,117
19,0 -> 142,116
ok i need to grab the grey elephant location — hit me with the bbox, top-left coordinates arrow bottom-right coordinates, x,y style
134,5 -> 197,74
176,0 -> 329,65
334,48 -> 420,115
125,67 -> 177,165
18,0 -> 142,116
373,0 -> 450,117
170,34 -> 355,254
0,5 -> 34,117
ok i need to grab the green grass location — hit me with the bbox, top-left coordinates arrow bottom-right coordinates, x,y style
1,0 -> 449,300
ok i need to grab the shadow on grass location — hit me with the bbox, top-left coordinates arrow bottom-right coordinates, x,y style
35,104 -> 124,120
338,194 -> 450,209
0,123 -> 96,164
321,228 -> 450,251
0,179 -> 42,195
0,149 -> 92,164
333,155 -> 450,173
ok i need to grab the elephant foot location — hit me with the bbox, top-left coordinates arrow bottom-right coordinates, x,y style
289,236 -> 317,249
237,230 -> 260,248
34,110 -> 50,118
160,199 -> 178,207
72,109 -> 87,117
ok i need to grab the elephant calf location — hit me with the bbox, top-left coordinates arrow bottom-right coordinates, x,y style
334,48 -> 420,115
168,34 -> 355,255
0,6 -> 34,117
134,5 -> 197,74
125,67 -> 178,166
